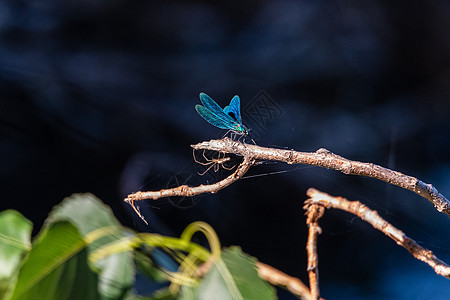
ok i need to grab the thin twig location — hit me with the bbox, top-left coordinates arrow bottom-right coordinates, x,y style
125,156 -> 256,223
305,188 -> 450,279
197,259 -> 318,300
191,138 -> 450,217
305,204 -> 325,300
256,262 -> 322,300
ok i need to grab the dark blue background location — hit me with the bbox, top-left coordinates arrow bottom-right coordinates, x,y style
1,0 -> 449,299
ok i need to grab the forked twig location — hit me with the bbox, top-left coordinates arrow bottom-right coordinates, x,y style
305,188 -> 450,279
126,138 -> 450,219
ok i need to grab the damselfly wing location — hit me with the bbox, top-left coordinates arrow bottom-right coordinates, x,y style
195,93 -> 249,135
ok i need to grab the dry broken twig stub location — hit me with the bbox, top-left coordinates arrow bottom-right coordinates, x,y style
305,204 -> 325,300
305,188 -> 450,279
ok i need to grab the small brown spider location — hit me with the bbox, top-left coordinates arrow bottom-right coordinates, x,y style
193,150 -> 236,176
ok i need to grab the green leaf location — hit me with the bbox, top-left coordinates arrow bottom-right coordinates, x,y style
45,193 -> 135,300
0,210 -> 32,298
180,246 -> 276,300
9,221 -> 100,300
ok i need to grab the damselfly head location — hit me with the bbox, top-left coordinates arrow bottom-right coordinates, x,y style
235,124 -> 250,136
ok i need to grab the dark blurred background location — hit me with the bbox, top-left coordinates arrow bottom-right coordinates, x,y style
1,0 -> 449,299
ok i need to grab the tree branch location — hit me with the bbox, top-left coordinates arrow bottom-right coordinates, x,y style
123,138 -> 450,296
305,188 -> 450,279
190,138 -> 450,217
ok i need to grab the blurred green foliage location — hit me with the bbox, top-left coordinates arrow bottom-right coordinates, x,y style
0,194 -> 276,300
